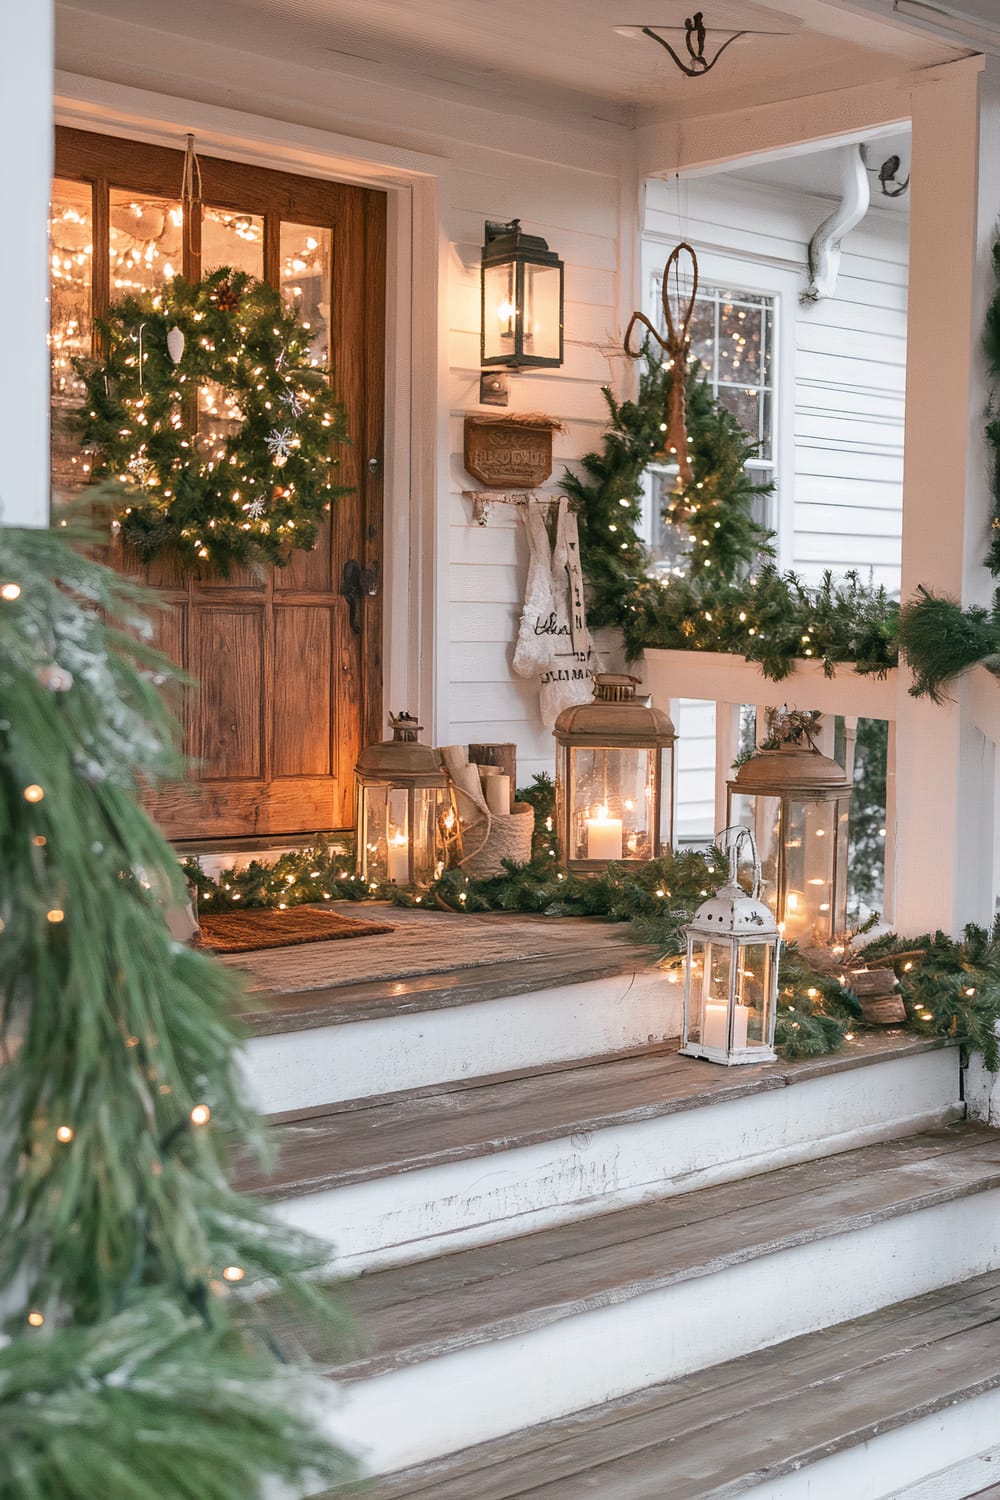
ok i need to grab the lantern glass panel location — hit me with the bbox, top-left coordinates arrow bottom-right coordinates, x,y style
699,942 -> 734,1051
523,262 -> 562,363
686,937 -> 707,1046
736,941 -> 774,1048
730,791 -> 781,912
385,788 -> 411,886
834,797 -> 850,929
482,261 -> 516,363
569,747 -> 656,862
412,787 -> 451,887
360,783 -> 389,883
784,798 -> 836,944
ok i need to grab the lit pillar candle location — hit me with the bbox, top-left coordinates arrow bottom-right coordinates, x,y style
386,832 -> 409,885
585,805 -> 623,861
703,1001 -> 750,1051
780,889 -> 810,943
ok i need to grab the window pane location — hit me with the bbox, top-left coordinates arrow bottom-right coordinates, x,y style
720,303 -> 762,382
718,385 -> 761,447
50,179 -> 93,496
688,297 -> 717,380
109,190 -> 183,296
201,207 -> 264,279
280,223 -> 332,368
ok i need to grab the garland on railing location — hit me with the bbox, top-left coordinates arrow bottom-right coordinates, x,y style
184,776 -> 1000,1064
897,238 -> 1000,698
561,352 -> 898,679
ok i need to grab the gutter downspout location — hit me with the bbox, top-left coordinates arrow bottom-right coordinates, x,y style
802,144 -> 871,303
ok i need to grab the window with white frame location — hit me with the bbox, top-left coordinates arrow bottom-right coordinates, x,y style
646,280 -> 777,572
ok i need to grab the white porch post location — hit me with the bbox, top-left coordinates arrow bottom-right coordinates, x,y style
892,58 -> 1000,935
1,4 -> 53,530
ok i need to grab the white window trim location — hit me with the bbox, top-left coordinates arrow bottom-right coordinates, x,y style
640,235 -> 799,570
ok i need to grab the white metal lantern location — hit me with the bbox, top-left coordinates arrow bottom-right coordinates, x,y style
553,674 -> 676,874
354,714 -> 456,888
680,829 -> 780,1066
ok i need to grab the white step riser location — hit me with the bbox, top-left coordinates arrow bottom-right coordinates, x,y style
275,1049 -> 961,1274
241,970 -> 676,1116
325,1189 -> 1000,1477
739,1396 -> 1000,1500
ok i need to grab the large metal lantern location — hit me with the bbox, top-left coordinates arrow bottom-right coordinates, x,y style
481,218 -> 564,370
680,829 -> 780,1066
727,732 -> 851,946
553,674 -> 676,873
354,714 -> 455,888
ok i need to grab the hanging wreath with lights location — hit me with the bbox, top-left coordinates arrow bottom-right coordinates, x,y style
70,266 -> 349,573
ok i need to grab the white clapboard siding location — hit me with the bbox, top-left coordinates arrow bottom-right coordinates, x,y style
645,170 -> 908,840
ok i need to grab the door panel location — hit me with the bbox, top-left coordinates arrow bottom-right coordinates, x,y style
53,128 -> 385,840
272,607 -> 333,778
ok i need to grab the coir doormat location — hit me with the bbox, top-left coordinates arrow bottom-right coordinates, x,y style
198,907 -> 394,954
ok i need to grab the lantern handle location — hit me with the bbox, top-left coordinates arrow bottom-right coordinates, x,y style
716,825 -> 762,901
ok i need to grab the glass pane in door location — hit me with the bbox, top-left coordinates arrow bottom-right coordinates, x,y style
109,189 -> 183,296
50,178 -> 93,497
201,206 -> 264,279
280,222 -> 332,368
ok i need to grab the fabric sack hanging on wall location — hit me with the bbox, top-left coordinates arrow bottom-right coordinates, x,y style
513,497 -> 596,728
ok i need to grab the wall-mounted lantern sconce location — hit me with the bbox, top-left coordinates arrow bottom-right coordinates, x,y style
481,219 -> 564,372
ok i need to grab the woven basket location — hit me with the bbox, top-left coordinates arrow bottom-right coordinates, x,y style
461,801 -> 535,878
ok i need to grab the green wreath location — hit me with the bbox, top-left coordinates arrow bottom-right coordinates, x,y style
70,267 -> 350,573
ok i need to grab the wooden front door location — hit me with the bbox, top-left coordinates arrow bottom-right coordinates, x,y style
52,128 -> 384,840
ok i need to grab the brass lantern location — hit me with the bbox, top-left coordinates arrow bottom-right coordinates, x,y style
680,828 -> 780,1066
355,714 -> 455,887
727,721 -> 851,946
481,219 -> 564,370
553,674 -> 675,873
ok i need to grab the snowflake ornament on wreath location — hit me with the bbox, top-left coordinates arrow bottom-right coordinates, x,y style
70,266 -> 350,573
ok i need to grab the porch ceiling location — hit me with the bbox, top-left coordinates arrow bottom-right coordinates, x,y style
59,0 -> 966,129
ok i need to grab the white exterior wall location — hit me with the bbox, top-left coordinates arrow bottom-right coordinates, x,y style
52,10 -> 634,788
644,171 -> 908,841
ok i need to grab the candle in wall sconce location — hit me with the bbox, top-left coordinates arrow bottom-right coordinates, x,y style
585,805 -> 623,862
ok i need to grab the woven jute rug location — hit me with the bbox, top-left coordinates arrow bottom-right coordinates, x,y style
198,907 -> 394,954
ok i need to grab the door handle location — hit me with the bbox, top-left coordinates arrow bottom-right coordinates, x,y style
340,559 -> 379,635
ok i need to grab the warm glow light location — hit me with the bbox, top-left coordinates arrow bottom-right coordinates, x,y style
190,1103 -> 211,1126
23,784 -> 44,803
27,1311 -> 44,1327
1,582 -> 22,601
56,1125 -> 74,1143
47,909 -> 65,924
222,1265 -> 246,1282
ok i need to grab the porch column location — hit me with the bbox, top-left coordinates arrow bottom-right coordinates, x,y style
892,57 -> 1000,934
1,4 -> 53,529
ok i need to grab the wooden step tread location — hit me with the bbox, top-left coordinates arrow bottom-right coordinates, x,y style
235,1033 -> 949,1197
335,1269 -> 1000,1499
233,910 -> 651,1035
274,1121 -> 1000,1381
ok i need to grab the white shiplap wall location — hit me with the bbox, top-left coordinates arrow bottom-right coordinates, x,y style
644,171 -> 908,840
